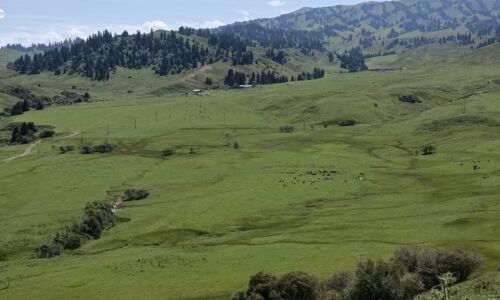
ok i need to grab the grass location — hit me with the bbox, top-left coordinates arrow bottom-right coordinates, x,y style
0,44 -> 500,299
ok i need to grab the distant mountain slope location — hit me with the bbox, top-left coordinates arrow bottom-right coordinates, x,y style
225,0 -> 500,53
3,0 -> 500,83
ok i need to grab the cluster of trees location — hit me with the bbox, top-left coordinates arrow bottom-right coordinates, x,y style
36,188 -> 150,258
9,30 -> 214,80
438,32 -> 475,46
265,48 -> 288,65
210,23 -> 324,53
2,86 -> 47,116
2,85 -> 91,116
477,37 -> 498,49
36,201 -> 117,258
233,246 -> 480,300
10,122 -> 37,144
338,47 -> 367,72
224,69 -> 248,86
224,67 -> 325,87
294,68 -> 326,81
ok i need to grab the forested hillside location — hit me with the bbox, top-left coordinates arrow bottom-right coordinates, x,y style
5,0 -> 500,83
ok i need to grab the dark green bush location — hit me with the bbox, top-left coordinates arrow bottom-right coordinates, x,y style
399,95 -> 421,103
36,243 -> 64,258
161,149 -> 175,157
278,272 -> 319,300
59,145 -> 75,154
421,145 -> 436,156
39,129 -> 55,138
124,189 -> 150,202
338,119 -> 357,127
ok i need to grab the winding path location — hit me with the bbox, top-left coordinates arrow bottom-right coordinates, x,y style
3,131 -> 79,163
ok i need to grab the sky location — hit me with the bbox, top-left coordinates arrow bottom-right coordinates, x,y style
0,0 -> 380,46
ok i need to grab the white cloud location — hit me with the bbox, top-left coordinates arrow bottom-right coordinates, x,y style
268,0 -> 286,7
0,8 -> 5,21
179,20 -> 225,29
0,19 -> 226,46
237,10 -> 250,21
141,20 -> 171,31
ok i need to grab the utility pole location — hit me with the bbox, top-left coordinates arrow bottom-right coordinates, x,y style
223,112 -> 226,126
134,118 -> 137,130
170,108 -> 172,119
107,121 -> 110,136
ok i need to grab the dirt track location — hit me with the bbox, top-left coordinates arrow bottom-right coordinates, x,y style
3,131 -> 79,163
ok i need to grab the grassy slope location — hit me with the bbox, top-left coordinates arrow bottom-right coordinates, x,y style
0,44 -> 499,299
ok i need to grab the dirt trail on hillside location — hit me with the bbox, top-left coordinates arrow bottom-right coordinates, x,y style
185,65 -> 214,82
3,131 -> 79,163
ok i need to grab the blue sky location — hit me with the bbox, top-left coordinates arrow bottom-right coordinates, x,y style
0,0 -> 379,46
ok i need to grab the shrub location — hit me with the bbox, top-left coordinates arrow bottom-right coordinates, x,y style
234,142 -> 240,150
338,119 -> 357,127
279,125 -> 295,133
278,272 -> 319,300
247,272 -> 279,299
399,95 -> 421,103
416,248 -> 480,289
39,129 -> 55,138
161,149 -> 175,158
321,272 -> 353,299
36,243 -> 64,258
80,144 -> 94,154
350,260 -> 399,300
93,143 -> 113,153
80,143 -> 113,154
59,145 -> 75,154
123,189 -> 150,201
421,145 -> 436,156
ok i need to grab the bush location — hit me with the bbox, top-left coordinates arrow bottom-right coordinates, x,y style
416,248 -> 480,289
123,189 -> 150,202
59,145 -> 75,154
247,272 -> 279,299
350,260 -> 399,300
279,125 -> 295,133
399,95 -> 421,103
161,149 -> 175,157
93,143 -> 113,153
321,272 -> 353,299
338,119 -> 357,127
421,145 -> 436,156
278,272 -> 319,300
80,143 -> 113,154
39,129 -> 55,138
80,144 -> 94,154
36,243 -> 64,258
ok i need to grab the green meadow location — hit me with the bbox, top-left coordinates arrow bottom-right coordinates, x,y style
1,44 -> 500,299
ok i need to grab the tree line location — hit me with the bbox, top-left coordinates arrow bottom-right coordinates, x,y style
9,30 -> 214,80
224,67 -> 325,87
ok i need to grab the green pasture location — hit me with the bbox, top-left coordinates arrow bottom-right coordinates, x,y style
0,45 -> 499,299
